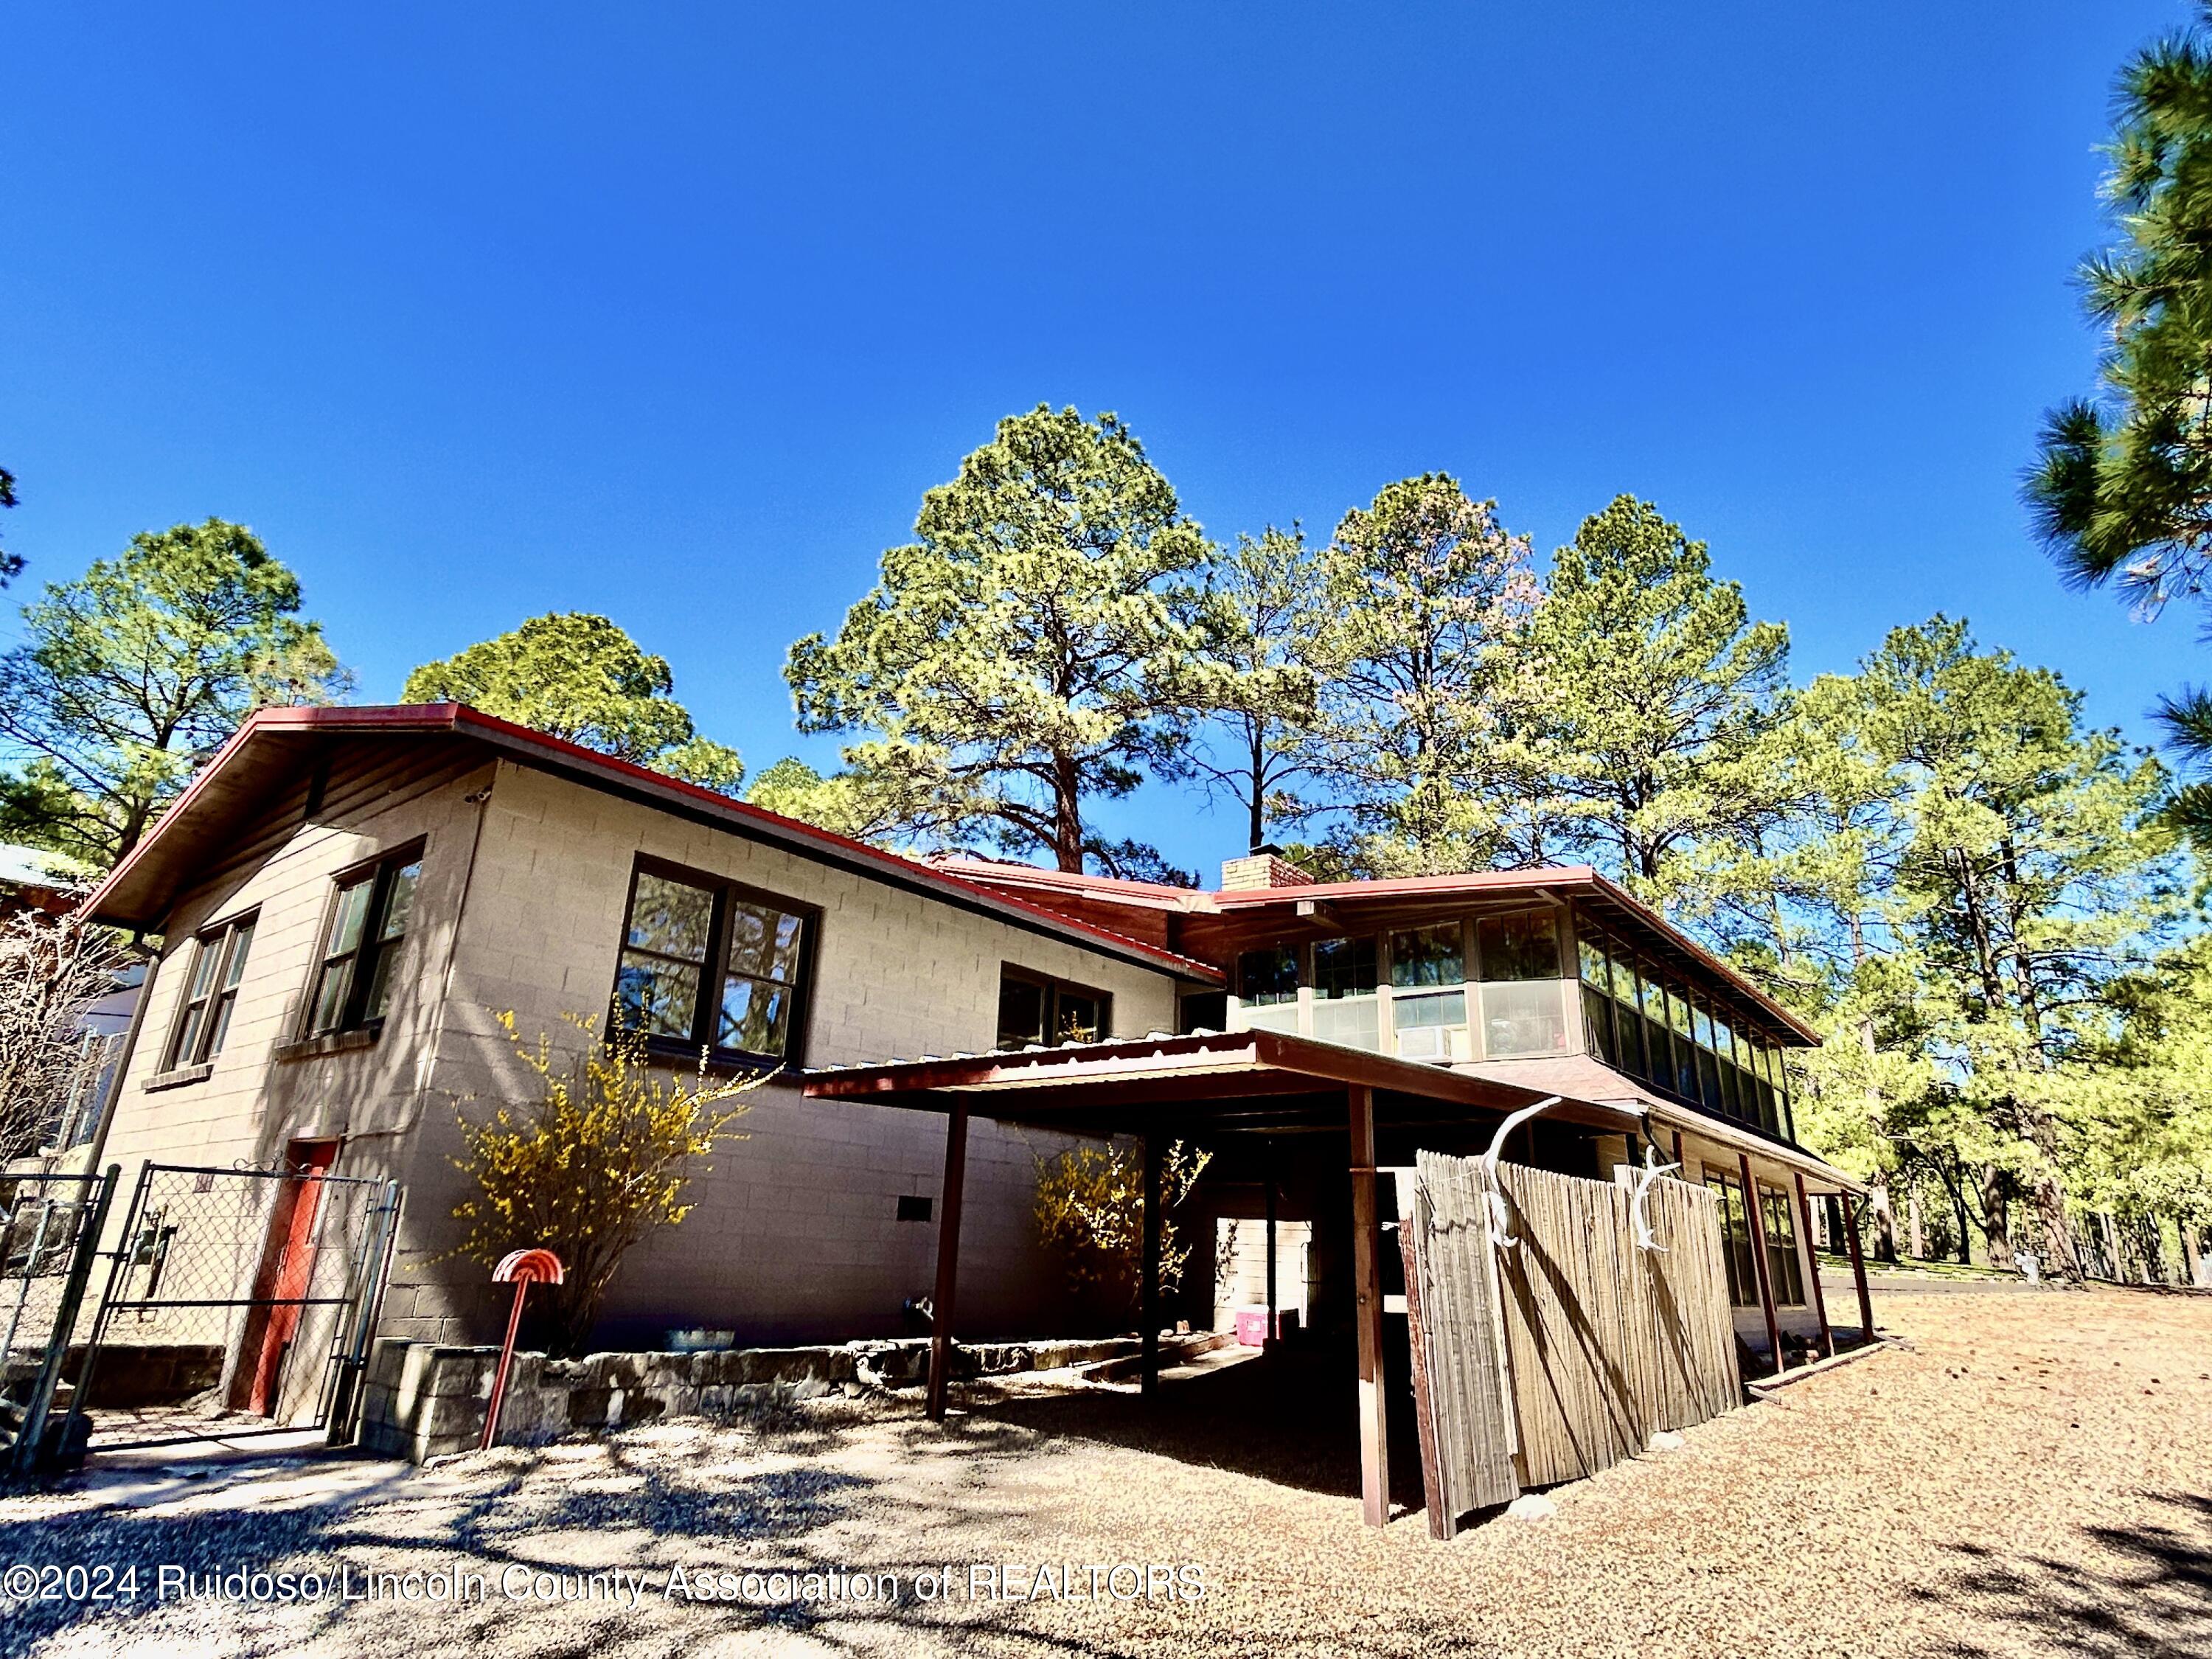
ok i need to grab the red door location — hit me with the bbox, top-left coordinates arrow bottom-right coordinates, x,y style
232,1139 -> 341,1416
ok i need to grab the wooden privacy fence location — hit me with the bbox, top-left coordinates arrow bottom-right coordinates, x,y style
1402,1150 -> 1742,1538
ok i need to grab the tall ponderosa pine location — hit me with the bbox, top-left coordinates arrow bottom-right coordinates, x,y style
1172,525 -> 1322,852
1306,474 -> 1540,874
785,406 -> 1210,873
0,518 -> 348,865
1750,619 -> 2185,1279
403,612 -> 744,795
2028,5 -> 2212,843
1870,622 -> 2182,1278
1502,496 -> 1792,902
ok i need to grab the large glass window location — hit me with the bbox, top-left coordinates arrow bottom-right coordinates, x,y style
1580,981 -> 1618,1066
305,849 -> 422,1038
1481,982 -> 1565,1057
996,969 -> 1111,1049
1634,966 -> 1672,1088
1665,984 -> 1699,1099
1706,1173 -> 1761,1309
720,898 -> 807,1054
164,914 -> 257,1069
612,863 -> 813,1064
1607,951 -> 1646,1078
1238,946 -> 1299,1005
1389,925 -> 1467,1046
1480,917 -> 1567,1059
1478,912 -> 1559,981
1759,1184 -> 1806,1306
1312,935 -> 1377,1000
1577,935 -> 1618,1065
1756,1046 -> 1781,1135
1237,945 -> 1301,1033
613,872 -> 714,1039
1390,923 -> 1464,988
1690,1001 -> 1723,1110
1312,936 -> 1380,1050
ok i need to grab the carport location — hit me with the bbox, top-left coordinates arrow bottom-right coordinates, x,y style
804,1029 -> 1641,1526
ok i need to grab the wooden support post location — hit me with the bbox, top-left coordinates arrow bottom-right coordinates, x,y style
1795,1171 -> 1834,1360
1349,1085 -> 1389,1528
1264,1143 -> 1279,1355
1671,1127 -> 1685,1172
1141,1130 -> 1162,1398
1739,1152 -> 1784,1374
924,1100 -> 970,1422
1840,1192 -> 1875,1342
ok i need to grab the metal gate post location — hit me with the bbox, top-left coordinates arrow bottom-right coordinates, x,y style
9,1166 -> 121,1482
325,1180 -> 404,1445
50,1162 -> 152,1472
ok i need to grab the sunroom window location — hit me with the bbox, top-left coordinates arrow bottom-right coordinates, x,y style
1477,911 -> 1565,1058
1389,923 -> 1467,1058
1311,936 -> 1380,1050
1236,945 -> 1301,1034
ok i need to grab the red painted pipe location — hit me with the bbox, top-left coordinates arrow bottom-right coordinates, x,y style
481,1248 -> 563,1451
481,1279 -> 531,1451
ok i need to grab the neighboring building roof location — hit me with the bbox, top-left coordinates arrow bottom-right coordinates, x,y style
931,855 -> 1822,1046
0,843 -> 83,888
83,705 -> 1223,984
0,841 -> 88,918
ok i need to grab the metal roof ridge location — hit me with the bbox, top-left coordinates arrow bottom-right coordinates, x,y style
85,704 -> 1225,985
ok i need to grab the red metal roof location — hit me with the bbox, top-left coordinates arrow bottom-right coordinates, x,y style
938,854 -> 1822,1046
85,704 -> 1224,984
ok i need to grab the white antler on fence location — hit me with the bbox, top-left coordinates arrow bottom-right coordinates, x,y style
1481,1096 -> 1561,1250
1631,1143 -> 1681,1252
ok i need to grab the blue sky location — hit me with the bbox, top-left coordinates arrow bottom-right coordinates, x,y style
4,4 -> 2205,877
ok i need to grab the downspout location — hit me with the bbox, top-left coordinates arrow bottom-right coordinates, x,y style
80,943 -> 161,1178
397,762 -> 499,1141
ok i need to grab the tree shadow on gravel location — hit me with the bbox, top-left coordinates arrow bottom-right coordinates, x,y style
0,1438 -> 877,1659
1910,1489 -> 2212,1658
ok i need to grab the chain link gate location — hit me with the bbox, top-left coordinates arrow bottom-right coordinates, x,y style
64,1161 -> 402,1455
0,1168 -> 117,1478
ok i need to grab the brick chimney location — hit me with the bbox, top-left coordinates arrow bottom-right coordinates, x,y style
1219,844 -> 1315,891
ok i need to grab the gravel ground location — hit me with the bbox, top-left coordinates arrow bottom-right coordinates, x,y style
1,1285 -> 2208,1659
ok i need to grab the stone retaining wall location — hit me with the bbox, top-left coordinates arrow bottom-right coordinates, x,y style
356,1335 -> 1145,1462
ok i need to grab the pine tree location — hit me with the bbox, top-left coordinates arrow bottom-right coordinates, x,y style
785,406 -> 1210,873
1500,496 -> 1792,902
2028,4 -> 2212,844
1304,474 -> 1540,874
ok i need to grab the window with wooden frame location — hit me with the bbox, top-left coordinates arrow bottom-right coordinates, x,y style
611,860 -> 815,1066
1704,1171 -> 1761,1309
302,846 -> 423,1039
995,967 -> 1111,1051
1758,1183 -> 1807,1306
162,914 -> 258,1070
1475,910 -> 1566,1058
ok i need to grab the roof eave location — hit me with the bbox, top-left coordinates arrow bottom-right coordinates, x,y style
84,706 -> 1223,984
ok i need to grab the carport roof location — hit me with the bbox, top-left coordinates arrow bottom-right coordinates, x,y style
803,1029 -> 1646,1140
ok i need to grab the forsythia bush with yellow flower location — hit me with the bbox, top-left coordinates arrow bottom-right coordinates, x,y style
1032,1138 -> 1210,1315
452,1011 -> 767,1354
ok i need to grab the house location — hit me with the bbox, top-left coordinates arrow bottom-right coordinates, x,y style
877,850 -> 1860,1362
72,703 -> 1860,1382
72,705 -> 1211,1351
